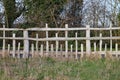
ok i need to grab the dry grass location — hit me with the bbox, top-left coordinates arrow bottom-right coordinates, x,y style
0,53 -> 120,80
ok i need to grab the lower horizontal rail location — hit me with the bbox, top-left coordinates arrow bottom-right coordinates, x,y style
0,50 -> 120,58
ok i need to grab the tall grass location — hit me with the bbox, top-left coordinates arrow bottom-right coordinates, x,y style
0,56 -> 120,80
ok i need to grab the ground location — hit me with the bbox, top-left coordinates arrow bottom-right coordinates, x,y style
0,56 -> 120,80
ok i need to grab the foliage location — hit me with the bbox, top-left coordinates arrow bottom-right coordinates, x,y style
24,0 -> 67,28
2,0 -> 84,28
3,0 -> 24,28
65,0 -> 83,27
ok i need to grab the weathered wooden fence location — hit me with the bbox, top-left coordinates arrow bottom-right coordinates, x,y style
0,24 -> 120,58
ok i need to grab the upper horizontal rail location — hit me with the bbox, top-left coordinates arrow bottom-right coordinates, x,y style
0,27 -> 120,31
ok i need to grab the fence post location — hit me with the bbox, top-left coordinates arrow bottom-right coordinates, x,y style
75,32 -> 78,59
7,44 -> 10,55
86,25 -> 91,54
99,33 -> 102,52
12,33 -> 16,58
46,23 -> 49,56
36,34 -> 39,54
2,25 -> 5,57
105,44 -> 107,57
94,42 -> 96,53
70,45 -> 73,52
40,44 -> 43,57
17,42 -> 20,58
115,43 -> 118,52
60,44 -> 63,57
23,30 -> 29,58
55,33 -> 58,57
51,44 -> 54,52
70,44 -> 73,58
105,44 -> 107,52
60,44 -> 63,52
81,44 -> 84,58
65,24 -> 68,58
31,44 -> 34,57
115,43 -> 118,57
110,24 -> 112,52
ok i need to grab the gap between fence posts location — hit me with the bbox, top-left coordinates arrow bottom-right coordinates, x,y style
86,25 -> 91,54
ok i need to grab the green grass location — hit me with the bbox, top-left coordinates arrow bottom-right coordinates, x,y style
0,57 -> 120,80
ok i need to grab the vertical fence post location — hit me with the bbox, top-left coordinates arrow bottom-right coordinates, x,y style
12,33 -> 16,58
94,42 -> 96,53
105,44 -> 107,52
23,30 -> 29,58
65,24 -> 68,58
110,24 -> 112,52
55,33 -> 58,57
46,23 -> 49,56
31,44 -> 34,57
40,44 -> 43,57
2,25 -> 5,57
60,44 -> 63,52
115,43 -> 118,57
70,44 -> 73,58
99,33 -> 102,52
75,32 -> 78,59
70,45 -> 73,52
51,44 -> 54,52
115,43 -> 118,52
17,42 -> 20,58
86,25 -> 91,54
81,44 -> 84,58
60,44 -> 63,57
105,44 -> 107,57
36,34 -> 39,54
7,44 -> 10,55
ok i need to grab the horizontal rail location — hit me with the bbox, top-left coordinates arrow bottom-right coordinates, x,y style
0,36 -> 120,41
0,27 -> 120,31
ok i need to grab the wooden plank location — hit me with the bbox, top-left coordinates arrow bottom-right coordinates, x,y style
65,24 -> 68,58
86,25 -> 91,54
23,30 -> 29,58
12,33 -> 16,58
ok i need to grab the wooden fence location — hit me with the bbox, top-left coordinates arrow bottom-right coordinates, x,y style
1,24 -> 120,58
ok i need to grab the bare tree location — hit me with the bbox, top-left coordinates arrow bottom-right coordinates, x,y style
61,0 -> 84,27
83,0 -> 108,27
